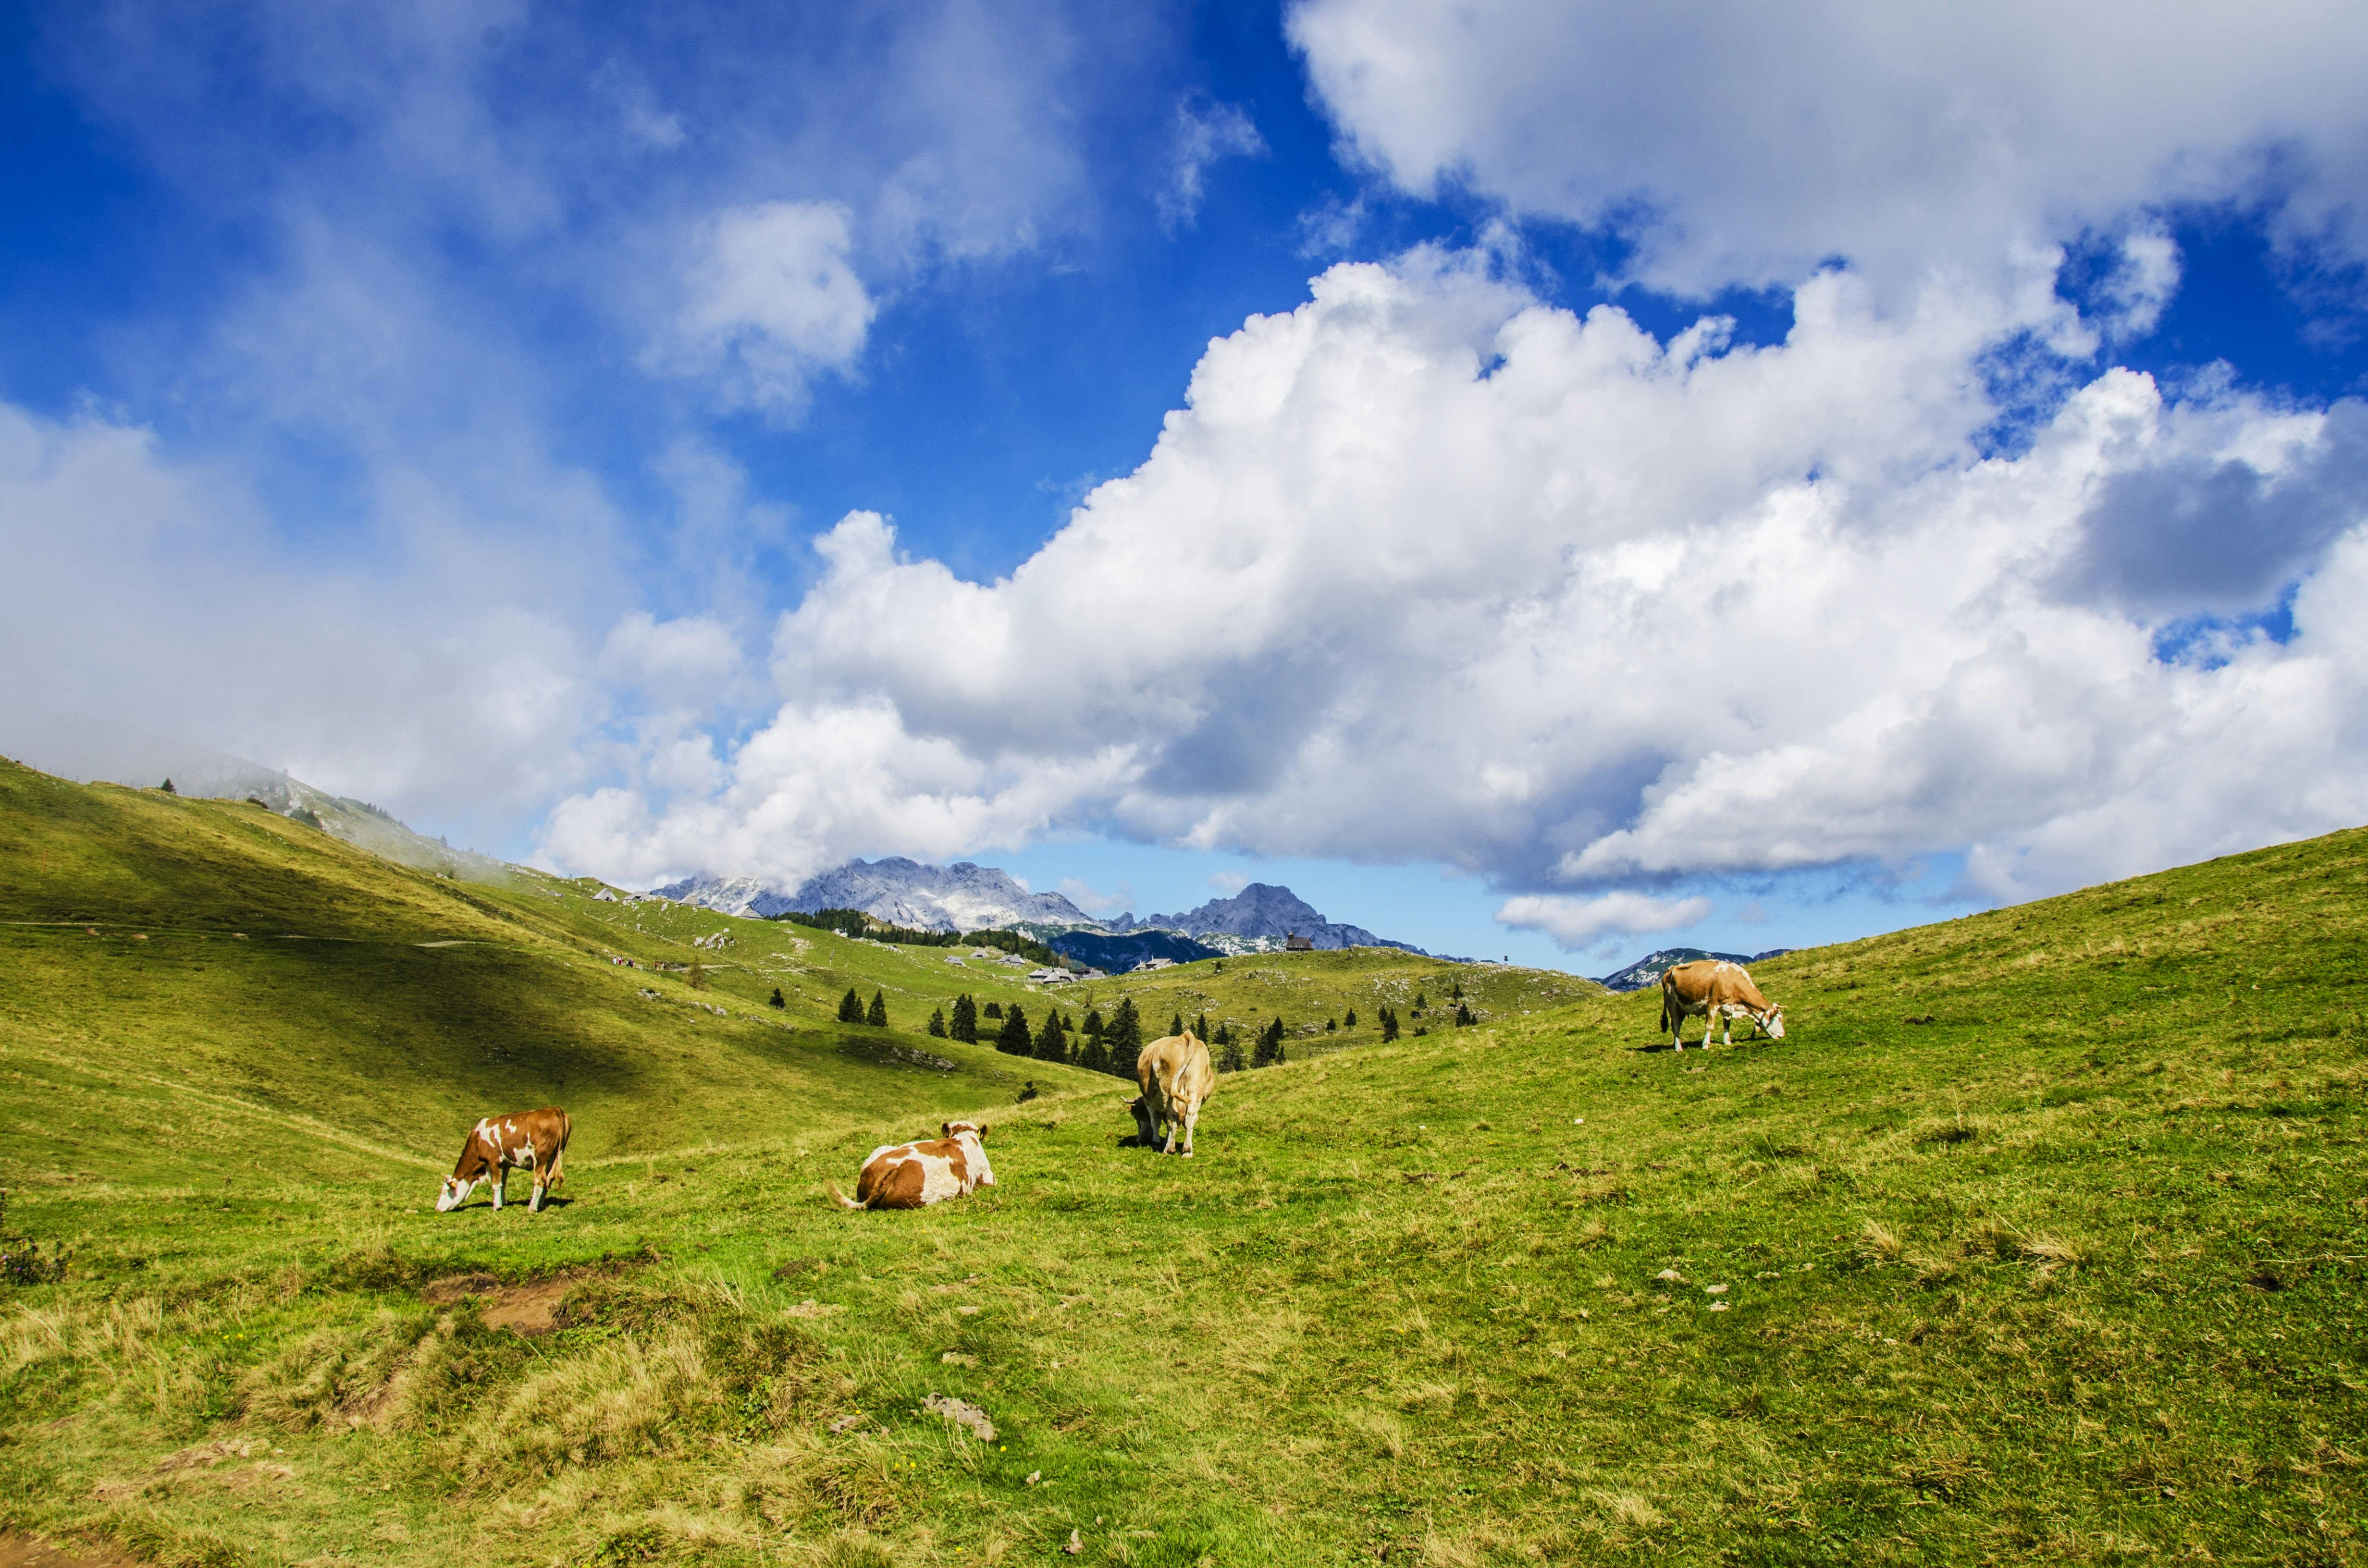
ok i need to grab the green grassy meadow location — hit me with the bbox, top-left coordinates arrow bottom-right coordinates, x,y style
3,760 -> 2366,1565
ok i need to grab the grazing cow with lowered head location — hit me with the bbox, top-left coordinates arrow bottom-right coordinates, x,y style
1129,1029 -> 1215,1156
1660,960 -> 1786,1051
437,1107 -> 570,1213
829,1121 -> 995,1210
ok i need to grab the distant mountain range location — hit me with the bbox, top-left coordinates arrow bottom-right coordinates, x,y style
1109,882 -> 1417,955
651,858 -> 1424,967
654,858 -> 1093,930
1596,946 -> 1793,993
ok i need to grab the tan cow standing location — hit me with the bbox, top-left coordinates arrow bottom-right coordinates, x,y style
1660,960 -> 1786,1051
829,1121 -> 996,1210
436,1107 -> 570,1213
1129,1029 -> 1215,1156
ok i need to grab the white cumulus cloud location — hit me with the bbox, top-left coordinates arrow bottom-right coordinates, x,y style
542,244 -> 2368,901
1495,892 -> 1713,951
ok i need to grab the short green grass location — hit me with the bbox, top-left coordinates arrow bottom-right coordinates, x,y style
3,761 -> 2365,1565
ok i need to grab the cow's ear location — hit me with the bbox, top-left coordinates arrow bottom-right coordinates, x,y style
940,1122 -> 951,1138
976,1124 -> 988,1139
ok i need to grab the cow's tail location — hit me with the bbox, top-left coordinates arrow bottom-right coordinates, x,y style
1657,979 -> 1673,1039
826,1182 -> 868,1211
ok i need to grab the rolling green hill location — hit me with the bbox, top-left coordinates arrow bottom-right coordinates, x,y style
2,760 -> 2365,1566
0,759 -> 1115,1191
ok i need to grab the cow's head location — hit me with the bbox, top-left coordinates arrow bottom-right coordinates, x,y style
434,1176 -> 477,1213
941,1120 -> 987,1142
1126,1095 -> 1158,1145
1761,1005 -> 1786,1041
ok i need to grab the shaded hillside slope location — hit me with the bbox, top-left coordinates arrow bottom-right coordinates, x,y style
0,761 -> 1105,1188
2,785 -> 2363,1566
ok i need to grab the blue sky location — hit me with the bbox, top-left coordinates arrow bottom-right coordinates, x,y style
6,0 -> 2368,975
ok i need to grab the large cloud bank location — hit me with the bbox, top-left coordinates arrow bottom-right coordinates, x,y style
1287,0 -> 2368,297
542,248 -> 2368,904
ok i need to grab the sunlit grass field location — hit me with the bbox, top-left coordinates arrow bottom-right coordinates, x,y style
3,760 -> 2365,1565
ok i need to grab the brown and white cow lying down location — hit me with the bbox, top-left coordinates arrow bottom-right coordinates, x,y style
1129,1029 -> 1215,1156
829,1121 -> 996,1210
1660,960 -> 1786,1051
437,1107 -> 570,1213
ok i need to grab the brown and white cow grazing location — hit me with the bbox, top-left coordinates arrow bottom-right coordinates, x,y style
829,1121 -> 995,1210
437,1107 -> 570,1213
1660,960 -> 1786,1051
1129,1029 -> 1215,1156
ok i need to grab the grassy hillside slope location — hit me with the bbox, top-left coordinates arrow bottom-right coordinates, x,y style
3,769 -> 2364,1565
0,760 -> 1108,1189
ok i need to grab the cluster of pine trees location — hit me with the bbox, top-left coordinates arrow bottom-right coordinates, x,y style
927,992 -> 1148,1076
836,988 -> 888,1026
910,995 -> 1304,1080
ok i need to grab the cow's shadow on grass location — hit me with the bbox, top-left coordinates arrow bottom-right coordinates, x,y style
1632,1039 -> 1779,1055
447,1193 -> 576,1212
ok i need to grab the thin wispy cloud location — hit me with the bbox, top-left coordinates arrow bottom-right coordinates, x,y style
1159,93 -> 1267,231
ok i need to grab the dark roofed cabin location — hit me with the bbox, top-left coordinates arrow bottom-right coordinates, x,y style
1284,932 -> 1314,952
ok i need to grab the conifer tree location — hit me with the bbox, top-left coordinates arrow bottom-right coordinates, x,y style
1380,1007 -> 1400,1043
1414,990 -> 1427,1011
837,988 -> 863,1023
1035,1009 -> 1067,1062
1082,1006 -> 1105,1041
769,987 -> 786,1009
1193,1012 -> 1209,1042
998,1004 -> 1033,1056
1326,1017 -> 1337,1032
1216,1031 -> 1246,1073
1344,1007 -> 1357,1028
1169,1011 -> 1184,1038
867,991 -> 887,1027
1455,1001 -> 1476,1026
1077,1029 -> 1110,1074
1253,1017 -> 1284,1067
688,961 -> 710,991
984,1001 -> 1003,1019
928,1007 -> 948,1038
160,777 -> 176,796
1107,997 -> 1145,1078
1451,979 -> 1464,1000
950,993 -> 979,1042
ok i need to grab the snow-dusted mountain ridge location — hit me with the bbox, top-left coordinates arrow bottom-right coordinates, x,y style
652,858 -> 1091,932
650,859 -> 1422,953
1110,882 -> 1417,954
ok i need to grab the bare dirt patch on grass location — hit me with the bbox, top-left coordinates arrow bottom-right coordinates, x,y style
420,1270 -> 586,1335
0,1530 -> 145,1568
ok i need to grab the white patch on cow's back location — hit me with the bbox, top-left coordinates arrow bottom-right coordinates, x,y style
917,1153 -> 962,1205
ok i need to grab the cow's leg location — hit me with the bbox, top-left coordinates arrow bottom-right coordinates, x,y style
1722,1010 -> 1734,1047
1179,1102 -> 1199,1158
529,1152 -> 547,1213
491,1165 -> 506,1210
